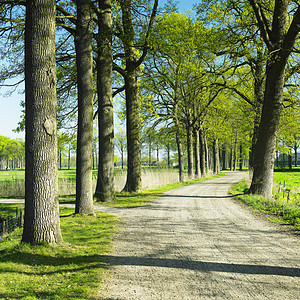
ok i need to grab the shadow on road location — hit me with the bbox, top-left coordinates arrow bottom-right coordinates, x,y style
105,255 -> 300,277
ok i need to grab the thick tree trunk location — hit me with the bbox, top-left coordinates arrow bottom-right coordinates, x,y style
194,128 -> 200,178
95,0 -> 115,201
122,69 -> 142,192
249,0 -> 300,198
75,0 -> 94,214
249,60 -> 286,198
249,48 -> 265,172
199,127 -> 206,177
22,0 -> 62,245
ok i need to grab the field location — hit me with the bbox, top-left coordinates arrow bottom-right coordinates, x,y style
0,167 -> 181,198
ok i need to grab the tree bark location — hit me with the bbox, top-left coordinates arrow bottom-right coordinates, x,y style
121,0 -> 142,192
221,147 -> 227,170
75,0 -> 94,214
174,116 -> 184,182
199,127 -> 206,177
294,144 -> 298,167
186,121 -> 194,179
249,1 -> 300,198
213,138 -> 220,174
239,144 -> 243,171
194,128 -> 200,178
249,48 -> 265,172
22,0 -> 62,245
122,68 -> 142,192
95,0 -> 115,201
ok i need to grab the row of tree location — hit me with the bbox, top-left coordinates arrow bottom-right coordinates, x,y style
1,0 -> 300,245
0,136 -> 24,169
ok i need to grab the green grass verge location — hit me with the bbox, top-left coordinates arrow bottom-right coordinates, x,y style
59,173 -> 226,207
98,173 -> 226,208
230,179 -> 300,231
0,206 -> 119,299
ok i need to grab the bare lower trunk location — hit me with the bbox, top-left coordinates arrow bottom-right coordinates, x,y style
22,0 -> 62,245
95,0 -> 115,201
249,60 -> 286,198
186,123 -> 194,179
199,127 -> 206,177
123,69 -> 142,192
176,124 -> 184,182
213,138 -> 220,175
194,128 -> 200,178
75,0 -> 94,214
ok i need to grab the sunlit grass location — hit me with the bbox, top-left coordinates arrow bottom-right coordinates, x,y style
230,175 -> 300,230
101,173 -> 226,208
0,206 -> 119,299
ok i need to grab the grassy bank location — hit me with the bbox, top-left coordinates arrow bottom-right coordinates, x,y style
230,172 -> 300,230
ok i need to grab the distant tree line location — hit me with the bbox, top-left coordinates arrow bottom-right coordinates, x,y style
0,136 -> 24,169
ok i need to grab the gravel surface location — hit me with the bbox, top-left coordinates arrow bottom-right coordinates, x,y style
98,172 -> 300,300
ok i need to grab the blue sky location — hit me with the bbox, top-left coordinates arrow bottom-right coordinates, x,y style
0,0 -> 198,140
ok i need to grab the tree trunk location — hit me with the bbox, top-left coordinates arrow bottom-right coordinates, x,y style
199,127 -> 206,177
121,0 -> 142,192
213,138 -> 220,175
175,120 -> 184,182
239,144 -> 243,171
194,128 -> 200,178
186,122 -> 194,179
249,59 -> 287,197
22,0 -> 62,245
222,147 -> 227,170
288,151 -> 292,171
122,68 -> 142,192
167,143 -> 171,168
95,0 -> 115,201
249,0 -> 300,198
59,150 -> 62,170
294,144 -> 298,167
249,47 -> 265,172
75,0 -> 94,214
233,132 -> 238,171
68,145 -> 71,170
148,140 -> 152,166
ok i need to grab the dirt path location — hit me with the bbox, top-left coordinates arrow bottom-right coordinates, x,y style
98,172 -> 300,300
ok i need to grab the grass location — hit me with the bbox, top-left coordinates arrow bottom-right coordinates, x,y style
0,206 -> 119,299
230,174 -> 300,230
58,173 -> 226,208
104,173 -> 225,208
0,172 -> 227,299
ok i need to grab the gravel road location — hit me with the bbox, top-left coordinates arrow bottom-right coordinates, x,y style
98,172 -> 300,300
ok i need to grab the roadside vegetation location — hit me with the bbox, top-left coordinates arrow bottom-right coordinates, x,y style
0,207 -> 119,299
230,171 -> 300,230
0,173 -> 225,298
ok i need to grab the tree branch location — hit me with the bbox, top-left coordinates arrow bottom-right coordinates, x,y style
135,0 -> 158,68
248,0 -> 273,49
